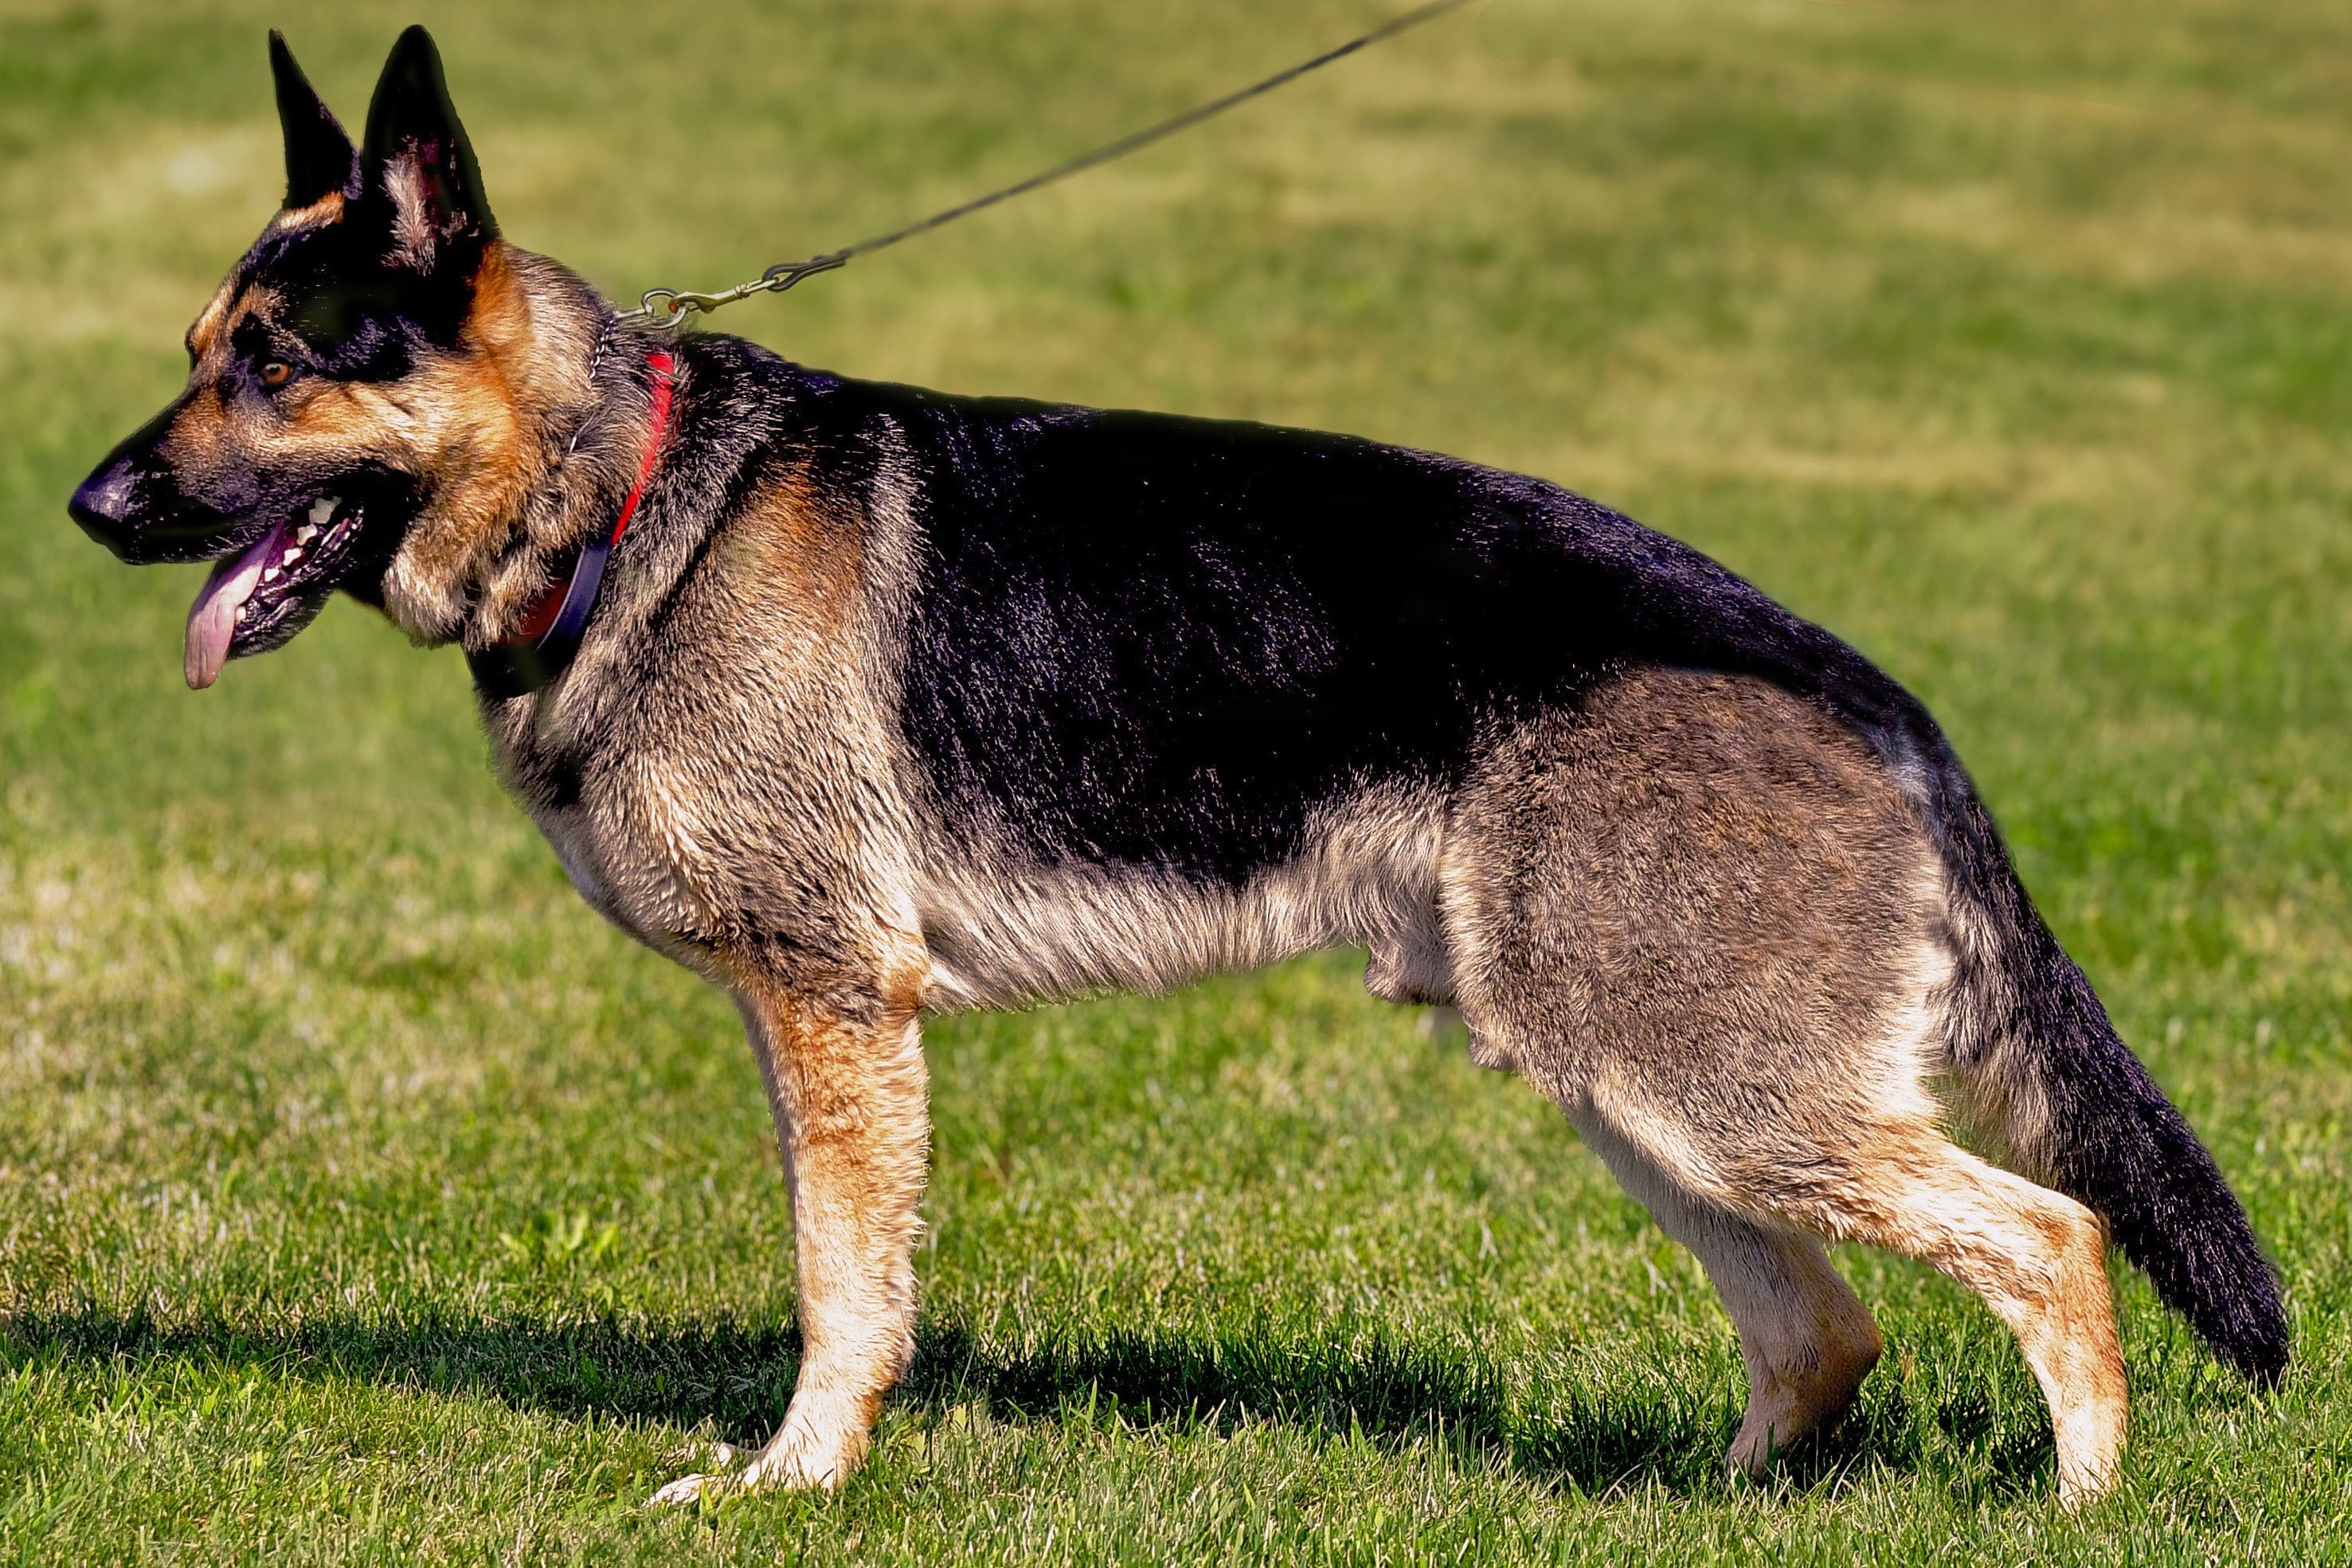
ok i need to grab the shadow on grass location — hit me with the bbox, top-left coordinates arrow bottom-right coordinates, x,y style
0,1305 -> 2051,1500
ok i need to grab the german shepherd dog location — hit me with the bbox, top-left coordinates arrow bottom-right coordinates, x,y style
69,29 -> 2286,1507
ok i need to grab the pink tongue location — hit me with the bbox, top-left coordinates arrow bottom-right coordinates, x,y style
184,522 -> 287,690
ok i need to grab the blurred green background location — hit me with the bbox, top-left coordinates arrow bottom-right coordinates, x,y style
2,1 -> 2347,1562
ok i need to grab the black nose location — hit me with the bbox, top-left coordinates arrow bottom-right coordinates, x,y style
69,455 -> 140,556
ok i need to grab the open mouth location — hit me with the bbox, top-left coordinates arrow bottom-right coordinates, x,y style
184,495 -> 366,689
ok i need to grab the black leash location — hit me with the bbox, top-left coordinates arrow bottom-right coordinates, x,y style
620,0 -> 1479,330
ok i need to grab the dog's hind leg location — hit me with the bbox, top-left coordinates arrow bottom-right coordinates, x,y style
651,976 -> 930,1504
1579,1094 -> 2124,1501
1578,1122 -> 1882,1476
1751,1128 -> 2127,1504
1445,668 -> 2127,1505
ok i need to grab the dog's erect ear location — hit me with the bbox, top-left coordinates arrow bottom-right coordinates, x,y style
358,25 -> 497,272
270,31 -> 358,209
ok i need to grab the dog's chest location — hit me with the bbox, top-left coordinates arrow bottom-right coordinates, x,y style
488,729 -> 736,963
498,705 -> 911,983
530,797 -> 705,952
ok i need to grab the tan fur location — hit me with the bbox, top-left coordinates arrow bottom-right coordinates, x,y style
1442,669 -> 2127,1503
269,190 -> 346,232
182,276 -> 245,364
1581,1116 -> 1885,1472
180,284 -> 278,389
737,465 -> 864,636
911,782 -> 1448,1012
378,245 -> 576,636
1802,1138 -> 2127,1503
487,447 -> 938,1503
652,970 -> 930,1503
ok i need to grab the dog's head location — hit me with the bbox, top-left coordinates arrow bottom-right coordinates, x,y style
68,27 -> 555,687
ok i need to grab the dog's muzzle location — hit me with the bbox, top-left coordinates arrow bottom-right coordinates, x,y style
68,405 -> 256,566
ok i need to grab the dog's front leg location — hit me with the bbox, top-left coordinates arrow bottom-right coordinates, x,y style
652,977 -> 929,1505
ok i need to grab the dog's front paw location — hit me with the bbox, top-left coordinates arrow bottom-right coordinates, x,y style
736,1441 -> 857,1493
645,1441 -> 748,1507
647,1470 -> 726,1508
646,1429 -> 863,1507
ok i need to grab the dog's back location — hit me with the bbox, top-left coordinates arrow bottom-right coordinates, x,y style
835,366 -> 1903,880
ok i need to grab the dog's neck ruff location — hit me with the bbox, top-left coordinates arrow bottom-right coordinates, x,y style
468,348 -> 677,698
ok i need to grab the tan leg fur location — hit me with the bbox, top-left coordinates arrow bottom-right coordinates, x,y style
650,980 -> 930,1505
1767,1135 -> 2128,1506
1579,1120 -> 1884,1473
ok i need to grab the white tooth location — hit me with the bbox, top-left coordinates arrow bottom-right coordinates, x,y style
280,547 -> 302,566
308,497 -> 337,528
262,565 -> 282,583
296,524 -> 319,544
236,605 -> 249,623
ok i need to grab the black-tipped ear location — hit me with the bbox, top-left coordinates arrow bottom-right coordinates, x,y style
270,30 -> 357,208
360,25 -> 497,268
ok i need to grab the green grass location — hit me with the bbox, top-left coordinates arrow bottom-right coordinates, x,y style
4,0 -> 2350,1560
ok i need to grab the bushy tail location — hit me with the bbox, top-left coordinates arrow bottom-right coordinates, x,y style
1886,723 -> 2290,1384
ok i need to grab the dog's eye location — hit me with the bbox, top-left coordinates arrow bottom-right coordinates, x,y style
259,360 -> 295,389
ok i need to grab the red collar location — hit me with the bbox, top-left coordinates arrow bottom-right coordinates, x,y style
469,348 -> 677,698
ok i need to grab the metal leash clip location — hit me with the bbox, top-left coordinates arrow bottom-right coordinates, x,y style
624,252 -> 851,330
